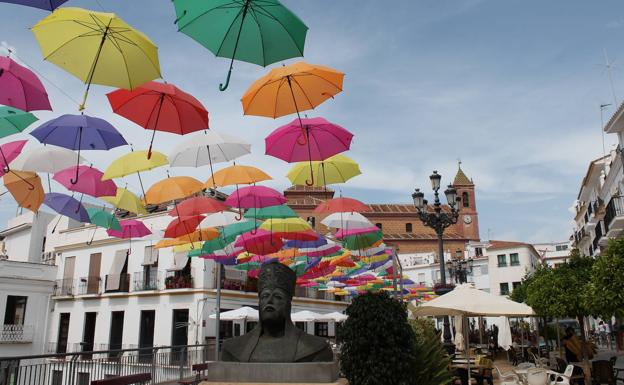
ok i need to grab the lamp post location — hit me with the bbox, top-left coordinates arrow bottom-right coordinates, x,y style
447,258 -> 474,284
412,170 -> 461,353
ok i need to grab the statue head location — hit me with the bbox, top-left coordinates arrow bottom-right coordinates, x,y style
257,260 -> 296,328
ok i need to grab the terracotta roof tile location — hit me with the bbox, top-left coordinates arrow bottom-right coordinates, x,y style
487,240 -> 528,250
453,167 -> 473,185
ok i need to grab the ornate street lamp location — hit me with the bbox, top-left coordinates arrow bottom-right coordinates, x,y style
446,257 -> 474,284
412,170 -> 461,353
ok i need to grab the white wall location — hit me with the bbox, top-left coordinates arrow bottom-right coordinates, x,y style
488,246 -> 536,296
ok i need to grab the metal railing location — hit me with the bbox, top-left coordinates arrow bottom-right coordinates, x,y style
133,272 -> 161,292
54,279 -> 75,297
76,276 -> 102,295
0,343 -> 215,385
0,324 -> 33,344
104,274 -> 131,293
605,196 -> 624,230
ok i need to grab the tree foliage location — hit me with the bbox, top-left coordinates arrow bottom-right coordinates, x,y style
339,292 -> 418,385
589,237 -> 624,319
509,271 -> 533,303
410,318 -> 452,385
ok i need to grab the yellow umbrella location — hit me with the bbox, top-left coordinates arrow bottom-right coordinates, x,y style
173,242 -> 203,253
32,7 -> 161,110
144,176 -> 204,205
287,154 -> 361,187
205,164 -> 271,188
154,238 -> 186,249
102,150 -> 168,197
259,217 -> 311,233
101,187 -> 146,215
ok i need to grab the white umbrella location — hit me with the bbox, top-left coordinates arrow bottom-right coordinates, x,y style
11,145 -> 87,173
324,312 -> 348,322
201,211 -> 244,228
169,131 -> 251,168
493,316 -> 512,351
321,212 -> 372,229
454,315 -> 465,351
351,245 -> 387,257
291,310 -> 331,322
209,306 -> 258,321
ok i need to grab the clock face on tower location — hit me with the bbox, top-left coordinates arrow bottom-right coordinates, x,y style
463,215 -> 472,224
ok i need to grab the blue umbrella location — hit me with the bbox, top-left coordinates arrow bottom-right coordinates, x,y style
44,192 -> 90,223
30,114 -> 127,184
0,0 -> 68,10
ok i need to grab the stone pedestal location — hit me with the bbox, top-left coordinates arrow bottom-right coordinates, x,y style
201,361 -> 346,384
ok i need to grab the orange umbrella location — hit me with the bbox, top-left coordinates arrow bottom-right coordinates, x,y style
144,176 -> 204,205
205,165 -> 271,188
3,170 -> 44,213
155,227 -> 220,248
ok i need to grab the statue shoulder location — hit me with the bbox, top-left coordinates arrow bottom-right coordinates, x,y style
221,330 -> 259,362
295,332 -> 334,362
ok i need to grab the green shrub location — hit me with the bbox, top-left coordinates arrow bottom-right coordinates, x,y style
410,318 -> 452,385
339,292 -> 421,385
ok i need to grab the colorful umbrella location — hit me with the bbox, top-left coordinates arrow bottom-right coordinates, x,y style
241,61 -> 344,123
176,227 -> 220,243
107,219 -> 152,253
0,107 -> 38,138
0,0 -> 68,10
342,230 -> 383,250
287,154 -> 361,187
259,217 -> 311,233
0,56 -> 51,111
86,207 -> 121,230
172,0 -> 308,91
234,229 -> 284,255
224,185 -> 287,209
32,7 -> 161,110
107,81 -> 208,158
266,117 -> 353,185
11,145 -> 86,174
0,140 -> 27,175
335,226 -> 380,239
164,215 -> 204,239
144,176 -> 204,205
321,212 -> 372,230
53,165 -> 116,197
205,164 -> 271,188
3,170 -> 44,212
101,150 -> 168,197
43,192 -> 89,222
101,188 -> 146,215
200,211 -> 242,228
30,114 -> 127,184
244,204 -> 297,220
314,197 -> 370,213
168,196 -> 227,217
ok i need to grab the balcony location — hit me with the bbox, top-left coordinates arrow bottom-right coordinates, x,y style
605,196 -> 624,237
54,278 -> 75,296
104,273 -> 130,293
164,274 -> 193,289
133,271 -> 161,291
76,276 -> 102,295
0,324 -> 33,343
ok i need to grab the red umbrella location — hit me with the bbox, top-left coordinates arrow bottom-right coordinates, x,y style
314,197 -> 370,213
107,81 -> 209,158
234,229 -> 283,255
0,56 -> 51,112
168,196 -> 228,217
164,215 -> 204,239
277,230 -> 319,242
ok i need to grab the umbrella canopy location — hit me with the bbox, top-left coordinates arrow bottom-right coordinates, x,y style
168,196 -> 227,217
205,164 -> 271,188
241,61 -> 343,118
101,187 -> 146,215
164,215 -> 204,239
234,229 -> 284,255
287,154 -> 361,187
324,311 -> 347,322
144,176 -> 204,205
408,284 -> 535,317
314,197 -> 370,213
53,165 -> 116,197
0,107 -> 38,138
107,219 -> 151,239
32,7 -> 161,110
1,0 -> 67,10
0,56 -> 51,111
102,150 -> 168,180
176,227 -> 220,243
200,211 -> 242,228
173,0 -> 308,91
208,306 -> 258,321
342,230 -> 383,250
0,140 -> 27,176
3,170 -> 44,212
244,204 -> 297,220
107,81 -> 208,158
43,192 -> 89,222
291,310 -> 330,322
322,212 -> 372,230
86,207 -> 121,231
259,217 -> 311,233
11,145 -> 86,174
224,185 -> 287,209
169,130 -> 251,168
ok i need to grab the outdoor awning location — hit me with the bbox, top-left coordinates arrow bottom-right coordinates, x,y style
105,249 -> 128,291
209,307 -> 259,321
142,245 -> 159,266
167,252 -> 188,271
408,284 -> 535,317
291,310 -> 332,322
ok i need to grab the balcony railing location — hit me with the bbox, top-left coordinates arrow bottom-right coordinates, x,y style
104,273 -> 131,293
76,276 -> 102,295
0,324 -> 33,343
133,271 -> 161,291
54,278 -> 75,296
605,196 -> 624,229
164,274 -> 193,289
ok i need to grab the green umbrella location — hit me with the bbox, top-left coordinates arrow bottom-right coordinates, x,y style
86,207 -> 121,231
233,261 -> 261,271
244,204 -> 297,220
173,0 -> 308,91
201,220 -> 261,254
342,230 -> 383,250
188,248 -> 203,257
0,107 -> 38,138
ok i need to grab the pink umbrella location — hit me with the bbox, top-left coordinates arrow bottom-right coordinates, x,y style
0,140 -> 27,176
305,244 -> 342,258
265,117 -> 353,185
107,219 -> 151,254
53,165 -> 117,197
224,185 -> 287,209
234,229 -> 283,255
335,226 -> 380,239
0,56 -> 51,112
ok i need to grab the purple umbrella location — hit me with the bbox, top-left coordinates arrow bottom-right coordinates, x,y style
0,56 -> 51,111
30,114 -> 127,184
44,192 -> 89,223
0,0 -> 68,11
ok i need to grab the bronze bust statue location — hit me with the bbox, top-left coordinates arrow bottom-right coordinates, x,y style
221,261 -> 334,362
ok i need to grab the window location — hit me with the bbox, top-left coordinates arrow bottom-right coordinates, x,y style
500,283 -> 509,296
462,192 -> 470,208
4,296 -> 27,325
314,322 -> 329,337
375,223 -> 382,230
405,223 -> 413,233
497,254 -> 507,267
555,245 -> 568,252
512,282 -> 521,290
510,253 -> 520,266
475,247 -> 483,257
306,216 -> 316,229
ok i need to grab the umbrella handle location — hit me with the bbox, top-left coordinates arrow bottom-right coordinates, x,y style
86,228 -> 96,245
219,68 -> 233,92
218,1 -> 249,92
70,128 -> 83,185
235,211 -> 243,221
8,170 -> 35,191
296,127 -> 308,146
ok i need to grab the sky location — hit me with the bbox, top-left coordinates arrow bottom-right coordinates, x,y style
1,0 -> 624,244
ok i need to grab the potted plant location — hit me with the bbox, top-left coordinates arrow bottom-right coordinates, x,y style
165,276 -> 175,289
433,282 -> 455,296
